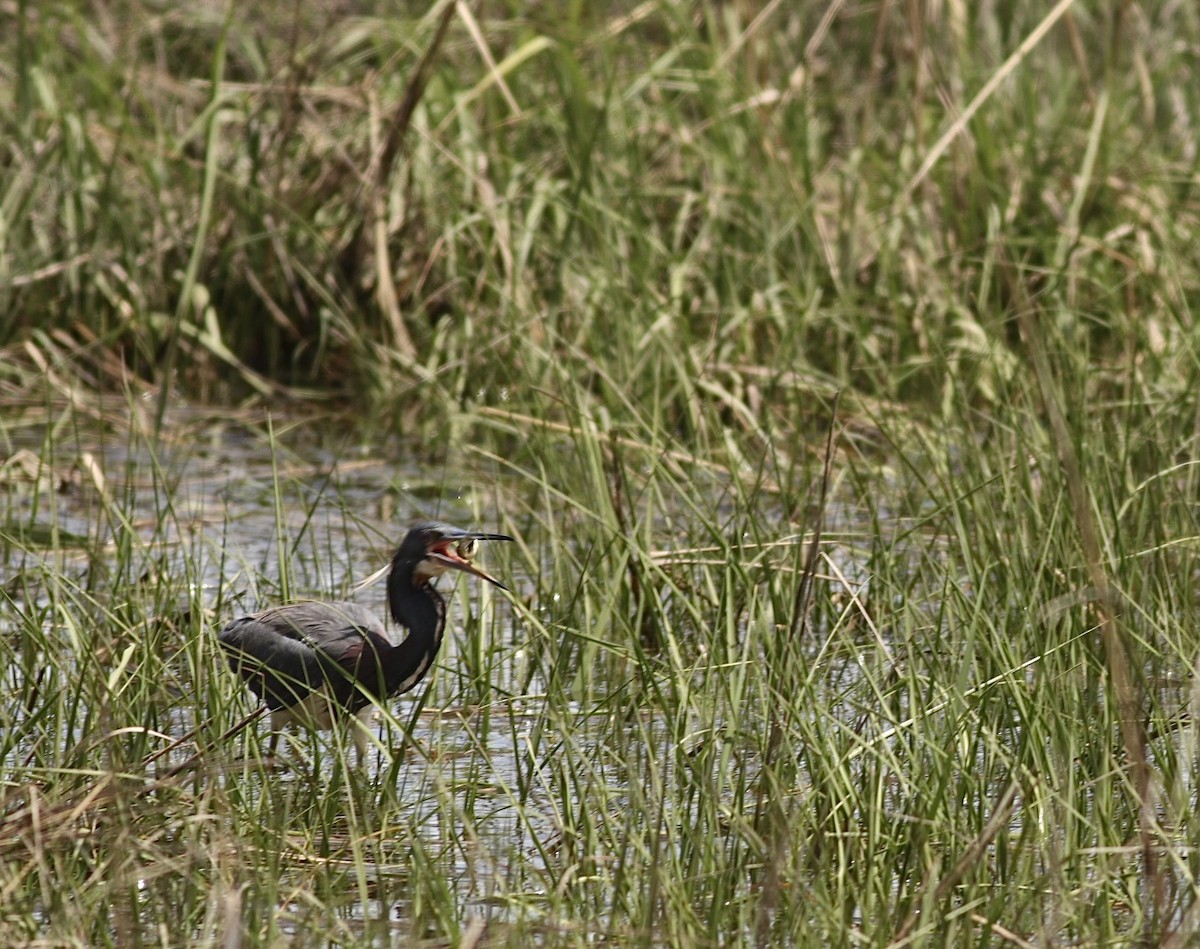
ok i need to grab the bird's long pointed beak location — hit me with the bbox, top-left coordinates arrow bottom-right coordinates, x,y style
354,527 -> 514,592
430,531 -> 513,591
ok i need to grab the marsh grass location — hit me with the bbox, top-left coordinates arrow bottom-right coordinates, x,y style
4,355 -> 1200,945
4,0 -> 1200,945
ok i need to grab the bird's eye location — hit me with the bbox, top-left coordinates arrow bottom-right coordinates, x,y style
457,537 -> 478,560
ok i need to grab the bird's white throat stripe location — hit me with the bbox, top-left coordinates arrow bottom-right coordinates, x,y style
392,654 -> 433,696
390,587 -> 446,693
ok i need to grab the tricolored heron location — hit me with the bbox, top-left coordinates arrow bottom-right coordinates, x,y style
218,522 -> 512,760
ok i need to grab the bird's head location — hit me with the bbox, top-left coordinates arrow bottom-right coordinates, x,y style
392,521 -> 513,591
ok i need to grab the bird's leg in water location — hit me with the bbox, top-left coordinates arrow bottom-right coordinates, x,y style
353,708 -> 376,766
266,730 -> 280,760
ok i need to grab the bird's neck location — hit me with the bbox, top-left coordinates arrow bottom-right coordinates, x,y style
385,582 -> 447,695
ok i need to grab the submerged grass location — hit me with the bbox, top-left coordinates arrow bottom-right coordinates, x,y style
3,0 -> 1200,945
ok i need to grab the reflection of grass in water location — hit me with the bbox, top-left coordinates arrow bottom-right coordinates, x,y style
3,0 -> 1200,943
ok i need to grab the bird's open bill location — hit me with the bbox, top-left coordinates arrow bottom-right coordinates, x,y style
428,530 -> 513,590
354,528 -> 513,592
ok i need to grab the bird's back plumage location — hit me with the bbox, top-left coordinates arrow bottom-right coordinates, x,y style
219,600 -> 393,716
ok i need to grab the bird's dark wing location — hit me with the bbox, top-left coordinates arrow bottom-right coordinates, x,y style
218,601 -> 392,714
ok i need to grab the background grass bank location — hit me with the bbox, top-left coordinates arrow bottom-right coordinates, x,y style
3,2 -> 1196,426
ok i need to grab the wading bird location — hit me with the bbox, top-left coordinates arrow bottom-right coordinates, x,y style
219,522 -> 512,760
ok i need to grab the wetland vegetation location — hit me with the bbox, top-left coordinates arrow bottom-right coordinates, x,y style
4,0 -> 1200,945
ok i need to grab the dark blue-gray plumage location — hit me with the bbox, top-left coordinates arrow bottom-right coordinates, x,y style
218,522 -> 512,756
